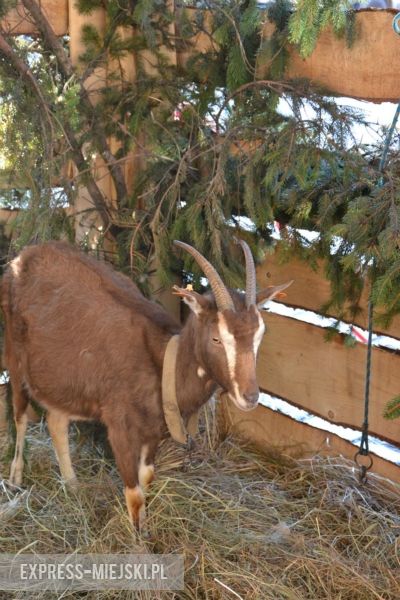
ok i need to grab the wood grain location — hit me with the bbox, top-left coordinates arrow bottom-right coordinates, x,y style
260,9 -> 400,103
1,1 -> 68,36
2,6 -> 399,102
257,311 -> 400,447
257,252 -> 400,339
221,398 -> 400,484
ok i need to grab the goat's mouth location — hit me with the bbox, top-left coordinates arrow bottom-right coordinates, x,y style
228,392 -> 258,412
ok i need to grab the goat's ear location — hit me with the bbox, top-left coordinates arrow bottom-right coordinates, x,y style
256,280 -> 294,307
172,285 -> 209,316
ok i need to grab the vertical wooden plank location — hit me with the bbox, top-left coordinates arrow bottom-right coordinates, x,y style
138,0 -> 177,76
68,1 -> 108,247
132,1 -> 181,319
0,209 -> 19,238
176,7 -> 216,69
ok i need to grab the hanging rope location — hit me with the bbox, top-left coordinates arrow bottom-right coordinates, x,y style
354,297 -> 374,483
354,12 -> 400,483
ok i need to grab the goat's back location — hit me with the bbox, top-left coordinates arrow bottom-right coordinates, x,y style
1,242 -> 179,419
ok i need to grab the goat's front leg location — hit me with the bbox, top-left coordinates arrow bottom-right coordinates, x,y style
47,410 -> 76,483
107,423 -> 147,529
138,443 -> 156,491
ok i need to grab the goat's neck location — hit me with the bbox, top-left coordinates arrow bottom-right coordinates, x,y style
174,317 -> 217,419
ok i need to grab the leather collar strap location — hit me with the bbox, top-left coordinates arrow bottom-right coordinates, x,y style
162,334 -> 199,445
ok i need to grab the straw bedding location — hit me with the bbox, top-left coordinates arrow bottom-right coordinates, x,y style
0,409 -> 399,600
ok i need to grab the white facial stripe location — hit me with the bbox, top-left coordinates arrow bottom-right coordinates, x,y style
218,312 -> 264,410
217,314 -> 237,379
229,385 -> 250,410
253,311 -> 265,358
218,314 -> 244,407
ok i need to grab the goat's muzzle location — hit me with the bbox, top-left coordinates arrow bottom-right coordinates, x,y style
243,391 -> 259,407
228,388 -> 259,412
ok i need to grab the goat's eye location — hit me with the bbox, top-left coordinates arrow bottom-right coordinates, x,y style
212,337 -> 221,345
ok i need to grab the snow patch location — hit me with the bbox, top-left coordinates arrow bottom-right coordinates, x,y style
265,301 -> 400,351
259,392 -> 400,465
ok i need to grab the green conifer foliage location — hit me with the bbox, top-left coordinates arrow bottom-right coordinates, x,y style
0,0 -> 398,336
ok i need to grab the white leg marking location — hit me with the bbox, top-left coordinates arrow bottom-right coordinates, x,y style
47,410 -> 76,482
9,412 -> 28,486
125,485 -> 145,528
138,445 -> 154,490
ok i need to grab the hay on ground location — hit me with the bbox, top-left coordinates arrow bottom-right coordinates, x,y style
0,410 -> 399,600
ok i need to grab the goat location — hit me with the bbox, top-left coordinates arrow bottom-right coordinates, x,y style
1,240 -> 292,528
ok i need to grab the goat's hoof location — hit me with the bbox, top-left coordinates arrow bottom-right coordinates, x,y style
9,464 -> 23,487
64,476 -> 78,489
140,527 -> 154,541
8,476 -> 23,487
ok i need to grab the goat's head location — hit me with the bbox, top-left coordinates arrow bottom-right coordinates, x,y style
173,240 -> 293,411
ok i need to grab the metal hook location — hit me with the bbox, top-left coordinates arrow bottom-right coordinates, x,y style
354,450 -> 373,484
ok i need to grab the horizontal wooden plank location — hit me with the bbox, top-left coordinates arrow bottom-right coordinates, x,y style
221,398 -> 400,484
1,1 -> 68,36
0,169 -> 29,190
257,251 -> 400,339
259,10 -> 400,103
257,311 -> 400,447
179,8 -> 400,102
3,6 -> 399,102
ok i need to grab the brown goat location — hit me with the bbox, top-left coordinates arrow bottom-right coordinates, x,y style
1,240 -> 292,527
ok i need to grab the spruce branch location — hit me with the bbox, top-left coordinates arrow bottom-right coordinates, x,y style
0,28 -> 110,226
0,30 -> 53,133
21,0 -> 129,208
383,395 -> 400,421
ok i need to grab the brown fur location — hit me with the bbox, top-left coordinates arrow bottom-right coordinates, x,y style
1,241 -> 273,526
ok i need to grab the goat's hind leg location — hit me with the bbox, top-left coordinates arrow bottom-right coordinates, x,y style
9,385 -> 29,486
47,410 -> 76,483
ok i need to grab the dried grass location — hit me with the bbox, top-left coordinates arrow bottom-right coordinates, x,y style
0,408 -> 399,600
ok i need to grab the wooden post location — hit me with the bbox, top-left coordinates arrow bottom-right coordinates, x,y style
68,1 -> 109,248
131,1 -> 182,319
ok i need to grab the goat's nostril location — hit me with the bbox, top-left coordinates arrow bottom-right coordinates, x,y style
244,392 -> 259,405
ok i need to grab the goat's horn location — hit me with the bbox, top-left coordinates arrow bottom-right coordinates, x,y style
235,238 -> 256,307
173,240 -> 235,312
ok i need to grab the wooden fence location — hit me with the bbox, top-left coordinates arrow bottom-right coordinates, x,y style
220,249 -> 400,483
0,212 -> 399,482
1,3 -> 400,484
2,4 -> 400,102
